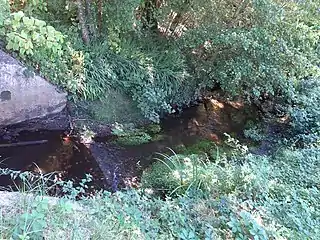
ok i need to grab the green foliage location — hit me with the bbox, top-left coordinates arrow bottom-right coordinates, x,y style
0,1 -> 319,238
84,37 -> 194,122
3,11 -> 64,58
103,0 -> 141,52
179,0 -> 319,100
22,0 -> 48,16
142,148 -> 260,196
144,123 -> 161,134
1,0 -> 319,124
228,211 -> 268,240
264,147 -> 320,239
0,10 -> 75,101
244,124 -> 266,142
289,78 -> 320,145
74,91 -> 147,124
12,200 -> 49,240
111,122 -> 152,145
141,159 -> 179,193
1,9 -> 87,101
179,139 -> 217,155
0,0 -> 10,35
141,141 -> 320,239
142,153 -> 206,195
177,137 -> 249,162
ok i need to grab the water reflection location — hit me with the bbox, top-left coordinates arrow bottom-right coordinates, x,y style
0,130 -> 105,192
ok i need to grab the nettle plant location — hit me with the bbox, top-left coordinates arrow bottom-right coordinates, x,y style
3,11 -> 64,59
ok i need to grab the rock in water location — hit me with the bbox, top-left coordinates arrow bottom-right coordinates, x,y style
0,50 -> 67,126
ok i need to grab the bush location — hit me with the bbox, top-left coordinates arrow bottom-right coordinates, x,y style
244,124 -> 267,142
141,159 -> 180,193
140,144 -> 320,239
141,151 -> 268,197
0,10 -> 86,99
179,0 -> 319,101
84,36 -> 195,122
289,78 -> 320,145
142,153 -> 217,195
1,0 -> 319,124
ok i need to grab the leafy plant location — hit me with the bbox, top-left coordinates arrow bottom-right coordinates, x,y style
84,37 -> 193,122
179,0 -> 319,102
228,211 -> 268,240
244,124 -> 266,142
111,122 -> 152,145
12,199 -> 49,240
3,11 -> 64,58
25,0 -> 48,15
289,78 -> 320,145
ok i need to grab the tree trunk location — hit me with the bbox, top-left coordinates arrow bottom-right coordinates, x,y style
85,0 -> 96,37
97,0 -> 103,36
76,0 -> 90,44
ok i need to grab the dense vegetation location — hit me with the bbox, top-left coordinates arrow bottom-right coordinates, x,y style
0,0 -> 319,239
1,0 -> 319,122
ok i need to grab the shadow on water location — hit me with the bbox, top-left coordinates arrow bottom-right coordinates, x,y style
0,97 -> 257,192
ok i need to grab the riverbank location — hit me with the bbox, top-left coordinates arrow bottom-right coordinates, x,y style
0,142 -> 319,239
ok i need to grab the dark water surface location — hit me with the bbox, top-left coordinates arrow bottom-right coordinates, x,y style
0,99 -> 256,192
0,130 -> 105,192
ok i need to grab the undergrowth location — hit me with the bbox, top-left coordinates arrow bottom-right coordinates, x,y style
0,139 -> 319,239
2,0 -> 318,122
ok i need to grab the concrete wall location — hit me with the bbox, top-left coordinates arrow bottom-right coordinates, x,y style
0,50 -> 67,126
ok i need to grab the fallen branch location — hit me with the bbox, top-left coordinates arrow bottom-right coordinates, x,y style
0,140 -> 48,148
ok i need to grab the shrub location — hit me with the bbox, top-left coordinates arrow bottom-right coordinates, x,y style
289,78 -> 320,145
227,211 -> 268,240
140,144 -> 320,238
85,37 -> 195,122
141,150 -> 269,198
12,199 -> 49,240
180,139 -> 217,156
179,0 -> 319,101
265,147 -> 320,239
0,10 -> 86,99
141,159 -> 180,193
244,124 -> 266,142
141,153 -> 211,195
2,0 -> 319,124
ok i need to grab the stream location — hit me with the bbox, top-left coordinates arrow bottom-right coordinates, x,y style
0,97 -> 257,193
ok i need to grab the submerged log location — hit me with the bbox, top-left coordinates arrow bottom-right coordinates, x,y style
0,140 -> 48,148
